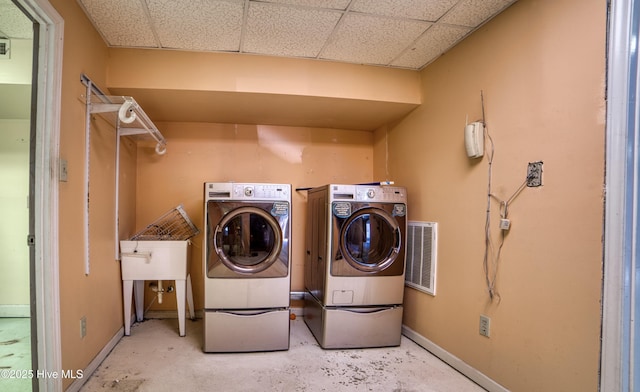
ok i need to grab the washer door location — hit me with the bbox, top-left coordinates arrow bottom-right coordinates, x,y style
335,206 -> 404,275
214,206 -> 283,274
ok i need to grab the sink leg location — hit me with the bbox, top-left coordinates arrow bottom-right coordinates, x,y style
134,280 -> 144,322
123,280 -> 133,336
186,274 -> 195,320
176,279 -> 186,337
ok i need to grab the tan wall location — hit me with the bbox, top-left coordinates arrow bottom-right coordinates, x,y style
104,48 -> 421,132
0,38 -> 32,311
0,39 -> 32,84
0,120 -> 30,307
49,0 -> 137,389
375,0 -> 605,391
134,123 -> 373,311
49,0 -> 606,390
107,49 -> 421,103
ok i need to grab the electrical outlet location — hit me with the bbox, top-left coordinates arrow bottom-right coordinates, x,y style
479,315 -> 491,337
80,316 -> 87,338
527,161 -> 543,187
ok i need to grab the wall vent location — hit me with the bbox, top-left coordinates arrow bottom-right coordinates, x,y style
0,39 -> 10,59
405,221 -> 438,295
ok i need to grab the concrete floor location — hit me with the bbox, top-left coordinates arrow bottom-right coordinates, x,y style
0,318 -> 32,392
80,317 -> 485,392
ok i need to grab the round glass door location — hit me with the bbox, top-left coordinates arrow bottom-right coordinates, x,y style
339,207 -> 400,273
214,207 -> 282,274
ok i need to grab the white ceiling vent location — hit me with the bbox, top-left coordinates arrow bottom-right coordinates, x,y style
405,221 -> 438,296
0,39 -> 10,59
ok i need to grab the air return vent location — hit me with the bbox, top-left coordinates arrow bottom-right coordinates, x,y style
0,39 -> 10,59
405,221 -> 438,296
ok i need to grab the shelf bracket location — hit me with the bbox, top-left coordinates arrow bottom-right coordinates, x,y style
80,73 -> 167,269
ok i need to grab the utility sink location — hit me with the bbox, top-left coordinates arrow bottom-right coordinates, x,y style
120,240 -> 195,336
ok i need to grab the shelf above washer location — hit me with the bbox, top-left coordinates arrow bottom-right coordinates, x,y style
80,90 -> 166,154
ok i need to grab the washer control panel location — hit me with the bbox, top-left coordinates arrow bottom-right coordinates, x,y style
233,183 -> 290,200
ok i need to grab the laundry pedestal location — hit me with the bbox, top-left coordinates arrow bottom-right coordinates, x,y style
120,240 -> 195,337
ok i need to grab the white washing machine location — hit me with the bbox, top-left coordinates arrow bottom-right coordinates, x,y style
304,184 -> 407,348
203,182 -> 291,352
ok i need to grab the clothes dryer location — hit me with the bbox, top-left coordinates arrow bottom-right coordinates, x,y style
304,184 -> 407,348
203,182 -> 291,352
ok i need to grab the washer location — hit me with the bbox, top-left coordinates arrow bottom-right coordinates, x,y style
203,182 -> 291,352
304,184 -> 407,349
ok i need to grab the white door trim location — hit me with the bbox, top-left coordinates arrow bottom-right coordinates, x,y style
13,0 -> 63,390
602,0 -> 639,390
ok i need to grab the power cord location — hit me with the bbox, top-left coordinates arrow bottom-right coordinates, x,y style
481,90 -> 498,301
480,91 -> 533,302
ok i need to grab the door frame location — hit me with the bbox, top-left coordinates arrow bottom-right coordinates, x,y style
602,0 -> 640,390
13,0 -> 63,390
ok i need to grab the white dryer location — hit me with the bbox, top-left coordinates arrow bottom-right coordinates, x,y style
304,184 -> 407,349
203,182 -> 291,352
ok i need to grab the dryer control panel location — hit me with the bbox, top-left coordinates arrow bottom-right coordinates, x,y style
354,185 -> 406,203
205,182 -> 291,201
328,184 -> 406,203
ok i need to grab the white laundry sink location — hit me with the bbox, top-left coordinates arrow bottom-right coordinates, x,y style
120,240 -> 189,280
119,240 -> 194,337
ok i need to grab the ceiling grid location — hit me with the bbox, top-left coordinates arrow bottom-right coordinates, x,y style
66,0 -> 517,70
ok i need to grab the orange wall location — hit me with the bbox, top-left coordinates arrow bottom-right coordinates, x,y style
104,48 -> 421,132
49,0 -> 137,388
375,0 -> 606,391
49,0 -> 606,391
107,49 -> 421,103
133,123 -> 374,311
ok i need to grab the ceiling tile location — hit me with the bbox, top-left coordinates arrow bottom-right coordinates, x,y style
71,0 -> 519,70
78,0 -> 157,47
391,24 -> 471,69
257,0 -> 351,10
320,13 -> 430,66
350,0 -> 459,22
244,2 -> 341,57
440,0 -> 513,28
0,0 -> 32,39
148,0 -> 244,51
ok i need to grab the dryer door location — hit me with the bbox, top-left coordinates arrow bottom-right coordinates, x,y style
208,203 -> 288,277
332,203 -> 406,276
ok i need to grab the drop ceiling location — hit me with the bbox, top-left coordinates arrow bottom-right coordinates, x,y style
75,0 -> 517,70
0,0 -> 518,127
0,0 -> 33,40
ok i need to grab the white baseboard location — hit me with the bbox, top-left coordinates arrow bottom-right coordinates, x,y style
0,304 -> 30,317
65,327 -> 124,392
401,325 -> 510,392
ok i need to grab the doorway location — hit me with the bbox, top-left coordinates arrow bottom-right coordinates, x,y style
0,0 -> 63,391
0,2 -> 35,391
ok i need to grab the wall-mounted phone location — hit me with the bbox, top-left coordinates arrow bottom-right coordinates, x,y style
465,121 -> 484,158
